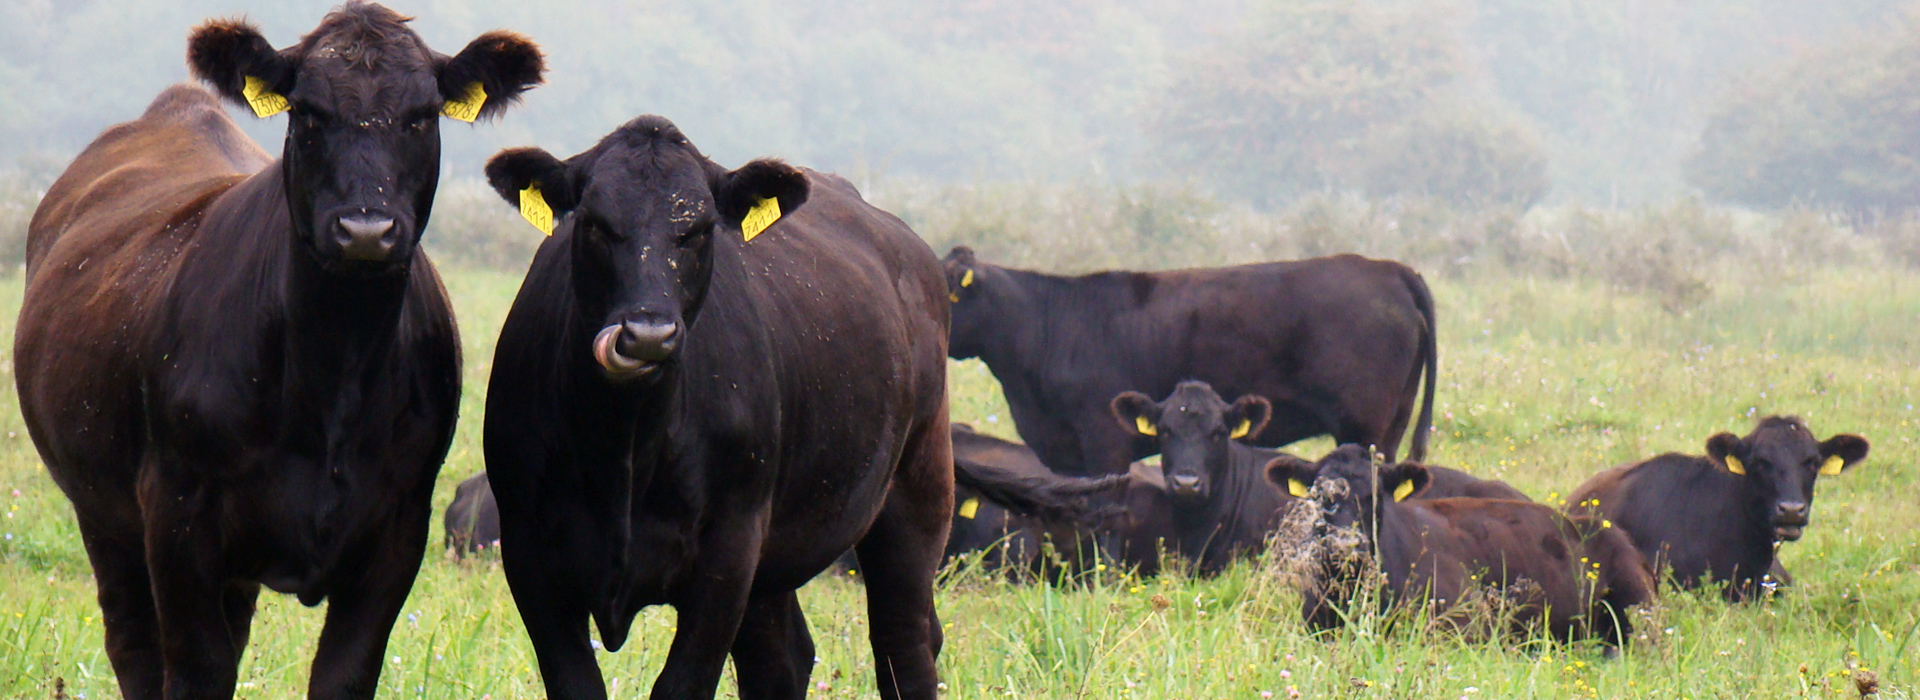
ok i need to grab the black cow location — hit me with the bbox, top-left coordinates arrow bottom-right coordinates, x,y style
14,5 -> 541,698
1568,416 -> 1869,600
444,472 -> 500,556
481,117 -> 951,700
1265,449 -> 1655,645
943,248 -> 1437,476
1107,382 -> 1293,575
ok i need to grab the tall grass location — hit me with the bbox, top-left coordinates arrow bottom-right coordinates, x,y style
0,182 -> 1916,698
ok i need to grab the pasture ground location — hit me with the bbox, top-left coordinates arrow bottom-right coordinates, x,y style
2,265 -> 1917,699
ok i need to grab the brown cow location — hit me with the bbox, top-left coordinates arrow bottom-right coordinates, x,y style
1568,415 -> 1869,600
1265,450 -> 1654,645
14,5 -> 542,698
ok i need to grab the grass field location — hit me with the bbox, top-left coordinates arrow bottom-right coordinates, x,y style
2,263 -> 1917,700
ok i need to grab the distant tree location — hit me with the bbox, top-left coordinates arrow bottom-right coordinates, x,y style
1688,22 -> 1920,212
1148,0 -> 1549,208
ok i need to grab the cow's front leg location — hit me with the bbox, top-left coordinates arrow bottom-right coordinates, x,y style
306,495 -> 431,700
651,511 -> 767,700
139,469 -> 243,700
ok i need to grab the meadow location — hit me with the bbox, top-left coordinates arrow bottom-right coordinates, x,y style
2,198 -> 1919,698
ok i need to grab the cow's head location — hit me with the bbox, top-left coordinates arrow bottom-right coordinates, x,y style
1264,445 -> 1427,554
942,246 -> 1000,359
189,2 -> 543,272
1704,416 -> 1868,543
484,116 -> 808,383
1112,382 -> 1270,502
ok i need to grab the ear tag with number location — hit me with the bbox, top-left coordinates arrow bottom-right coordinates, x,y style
1230,419 -> 1252,440
958,497 -> 980,520
1135,416 -> 1157,436
1819,455 -> 1845,476
741,197 -> 781,242
242,76 -> 289,118
960,269 -> 974,287
443,81 -> 487,123
1392,480 -> 1416,502
519,185 -> 555,235
1724,455 -> 1746,475
1288,480 -> 1310,498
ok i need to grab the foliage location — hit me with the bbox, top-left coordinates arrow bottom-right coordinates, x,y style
1688,17 -> 1920,212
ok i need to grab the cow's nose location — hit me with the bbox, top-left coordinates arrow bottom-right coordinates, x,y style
615,319 -> 681,362
336,216 -> 396,261
1170,474 -> 1202,492
1775,501 -> 1809,521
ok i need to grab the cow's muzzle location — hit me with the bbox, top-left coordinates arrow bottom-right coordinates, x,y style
594,319 -> 680,380
1772,501 -> 1809,542
1167,473 -> 1206,499
334,214 -> 399,262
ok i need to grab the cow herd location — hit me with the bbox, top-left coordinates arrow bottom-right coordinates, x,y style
11,4 -> 1876,700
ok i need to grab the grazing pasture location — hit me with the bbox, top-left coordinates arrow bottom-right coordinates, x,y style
3,254 -> 1919,697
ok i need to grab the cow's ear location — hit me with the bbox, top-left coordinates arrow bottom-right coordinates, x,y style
1110,391 -> 1160,436
1226,395 -> 1272,440
944,247 -> 980,302
1379,463 -> 1430,502
716,159 -> 809,241
437,31 -> 545,122
188,18 -> 296,117
485,147 -> 576,234
1705,432 -> 1746,475
1264,455 -> 1317,498
1817,434 -> 1869,476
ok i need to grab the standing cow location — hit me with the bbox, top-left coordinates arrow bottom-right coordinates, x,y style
14,5 -> 542,698
481,117 -> 952,700
1568,416 -> 1869,600
943,248 -> 1437,476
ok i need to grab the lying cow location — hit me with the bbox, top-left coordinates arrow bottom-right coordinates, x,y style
1568,416 -> 1869,600
14,6 -> 542,697
482,117 -> 951,700
444,472 -> 500,556
944,424 -> 1126,577
943,247 -> 1438,475
1110,383 -> 1529,576
1264,449 -> 1655,646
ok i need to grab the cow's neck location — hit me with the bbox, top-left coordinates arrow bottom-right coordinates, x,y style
976,267 -> 1083,379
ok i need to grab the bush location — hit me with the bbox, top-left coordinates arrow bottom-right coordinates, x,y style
1147,1 -> 1550,208
1688,21 -> 1920,212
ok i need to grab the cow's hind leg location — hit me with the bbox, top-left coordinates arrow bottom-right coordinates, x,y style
854,418 -> 951,700
75,515 -> 165,700
730,591 -> 815,700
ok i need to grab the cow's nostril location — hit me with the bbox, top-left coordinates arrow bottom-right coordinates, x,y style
1776,501 -> 1809,518
336,216 -> 397,261
615,320 -> 680,362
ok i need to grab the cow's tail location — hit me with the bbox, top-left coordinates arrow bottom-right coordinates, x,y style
953,457 -> 1129,526
1404,267 -> 1438,462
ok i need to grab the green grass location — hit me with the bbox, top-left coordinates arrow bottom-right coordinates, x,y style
2,265 -> 1917,699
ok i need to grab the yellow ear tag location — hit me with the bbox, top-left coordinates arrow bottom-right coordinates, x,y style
1135,416 -> 1157,436
443,81 -> 487,123
960,269 -> 974,287
1288,480 -> 1309,498
519,185 -> 555,235
741,197 -> 781,242
1724,455 -> 1746,475
241,76 -> 289,118
1819,455 -> 1845,476
1230,419 -> 1252,440
1392,480 -> 1416,502
958,497 -> 980,520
